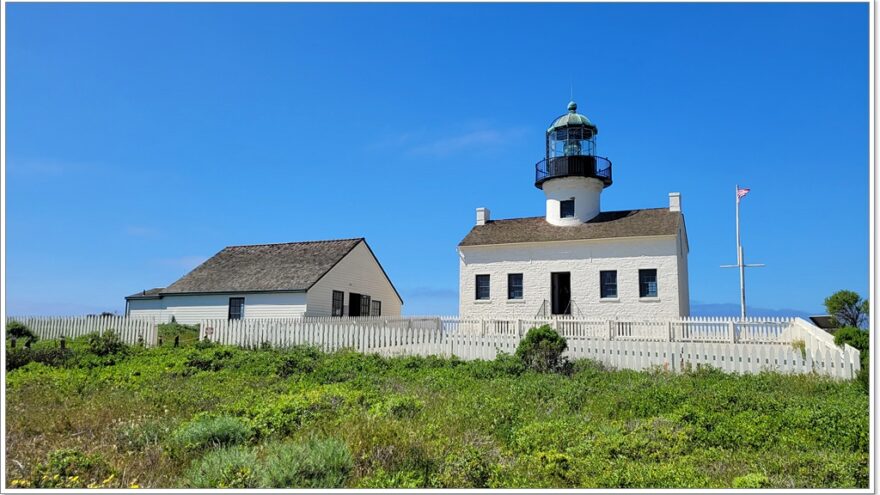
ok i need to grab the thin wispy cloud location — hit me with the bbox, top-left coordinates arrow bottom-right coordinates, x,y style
407,127 -> 527,157
367,123 -> 527,157
156,255 -> 209,271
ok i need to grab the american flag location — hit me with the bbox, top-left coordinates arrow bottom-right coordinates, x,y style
736,187 -> 750,200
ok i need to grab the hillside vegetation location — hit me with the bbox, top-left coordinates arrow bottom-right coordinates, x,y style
5,332 -> 869,489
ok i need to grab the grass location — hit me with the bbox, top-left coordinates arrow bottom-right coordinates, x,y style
4,335 -> 869,489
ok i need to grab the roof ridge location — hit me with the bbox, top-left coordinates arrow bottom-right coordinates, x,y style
485,208 -> 672,223
224,238 -> 364,249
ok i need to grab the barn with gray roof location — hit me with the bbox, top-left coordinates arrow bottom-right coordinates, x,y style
126,238 -> 402,323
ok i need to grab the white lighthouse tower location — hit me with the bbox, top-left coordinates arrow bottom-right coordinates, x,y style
535,101 -> 613,226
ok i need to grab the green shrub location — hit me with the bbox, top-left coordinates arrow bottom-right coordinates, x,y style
732,472 -> 770,488
85,330 -> 127,356
276,345 -> 323,377
6,320 -> 37,341
260,437 -> 354,488
515,325 -> 568,373
835,327 -> 869,353
6,346 -> 73,371
835,327 -> 870,393
370,395 -> 424,419
184,347 -> 237,373
183,446 -> 261,488
115,417 -> 173,452
170,415 -> 252,453
30,448 -> 115,488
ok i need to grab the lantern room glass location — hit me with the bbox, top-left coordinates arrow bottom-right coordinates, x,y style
548,127 -> 596,159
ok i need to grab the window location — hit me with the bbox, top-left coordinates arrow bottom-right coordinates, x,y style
508,273 -> 523,299
371,300 -> 382,316
360,295 -> 372,317
228,297 -> 244,320
639,269 -> 658,298
475,274 -> 490,300
331,291 -> 344,317
600,270 -> 617,298
560,199 -> 575,218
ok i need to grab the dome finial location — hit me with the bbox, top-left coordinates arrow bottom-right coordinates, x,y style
567,100 -> 577,113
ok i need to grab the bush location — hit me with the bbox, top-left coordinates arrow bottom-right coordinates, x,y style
835,327 -> 870,393
86,330 -> 127,356
370,395 -> 424,419
6,320 -> 37,341
185,347 -> 237,373
260,437 -> 354,488
115,417 -> 172,452
30,448 -> 115,488
515,325 -> 568,373
835,327 -> 869,353
732,472 -> 770,488
6,346 -> 73,371
276,345 -> 323,377
170,415 -> 252,453
184,446 -> 261,488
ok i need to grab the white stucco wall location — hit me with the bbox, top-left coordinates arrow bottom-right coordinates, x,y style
542,176 -> 604,225
306,241 -> 403,317
127,292 -> 308,325
458,234 -> 689,320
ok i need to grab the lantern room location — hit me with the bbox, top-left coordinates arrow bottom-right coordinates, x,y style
535,101 -> 613,190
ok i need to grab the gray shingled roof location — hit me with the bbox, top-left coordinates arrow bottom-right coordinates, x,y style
459,208 -> 682,246
126,288 -> 164,299
160,238 -> 364,294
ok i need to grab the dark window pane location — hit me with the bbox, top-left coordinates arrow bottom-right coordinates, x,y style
476,274 -> 490,300
639,269 -> 658,298
371,300 -> 381,316
560,199 -> 575,218
228,297 -> 244,320
361,295 -> 372,316
331,291 -> 344,317
600,271 -> 617,298
508,273 -> 523,299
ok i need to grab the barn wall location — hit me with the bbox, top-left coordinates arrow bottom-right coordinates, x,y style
127,292 -> 308,325
307,241 -> 402,316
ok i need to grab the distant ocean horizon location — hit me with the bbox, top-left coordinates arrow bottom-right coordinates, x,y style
689,302 -> 815,319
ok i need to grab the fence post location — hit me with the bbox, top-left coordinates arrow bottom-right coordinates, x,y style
668,321 -> 674,342
608,320 -> 615,341
729,321 -> 736,344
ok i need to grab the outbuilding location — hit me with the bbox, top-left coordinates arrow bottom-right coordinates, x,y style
125,238 -> 402,323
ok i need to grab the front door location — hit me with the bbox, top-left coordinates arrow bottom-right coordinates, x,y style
551,272 -> 571,315
348,293 -> 362,316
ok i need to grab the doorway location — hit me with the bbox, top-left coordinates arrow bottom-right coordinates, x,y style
348,293 -> 362,316
551,272 -> 571,315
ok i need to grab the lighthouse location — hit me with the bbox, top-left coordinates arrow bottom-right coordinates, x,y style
535,101 -> 613,226
458,100 -> 689,319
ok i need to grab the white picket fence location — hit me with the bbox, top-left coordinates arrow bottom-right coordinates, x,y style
6,316 -> 159,346
198,316 -> 861,379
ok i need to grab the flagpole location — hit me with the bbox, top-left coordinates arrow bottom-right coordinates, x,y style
736,184 -> 746,320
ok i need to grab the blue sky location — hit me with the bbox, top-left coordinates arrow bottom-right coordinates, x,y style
5,3 -> 870,316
